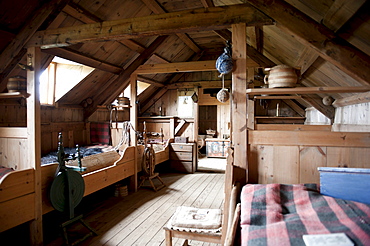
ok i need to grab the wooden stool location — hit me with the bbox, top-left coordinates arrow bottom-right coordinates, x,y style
164,206 -> 222,246
164,227 -> 221,246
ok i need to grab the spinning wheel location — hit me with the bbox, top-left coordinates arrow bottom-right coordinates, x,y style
139,121 -> 166,191
50,170 -> 84,215
197,137 -> 205,150
49,133 -> 96,246
197,137 -> 205,156
142,146 -> 156,176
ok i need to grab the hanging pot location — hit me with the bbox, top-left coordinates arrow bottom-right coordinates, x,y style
264,65 -> 299,88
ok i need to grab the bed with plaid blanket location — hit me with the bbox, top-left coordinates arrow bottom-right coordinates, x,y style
240,183 -> 370,246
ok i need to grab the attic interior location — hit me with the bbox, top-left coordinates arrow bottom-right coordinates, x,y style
0,0 -> 370,245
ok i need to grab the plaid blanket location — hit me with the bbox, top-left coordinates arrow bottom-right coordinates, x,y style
0,166 -> 13,179
240,184 -> 370,246
90,122 -> 111,145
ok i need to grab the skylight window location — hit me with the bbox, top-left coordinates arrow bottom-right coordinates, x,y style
39,57 -> 94,105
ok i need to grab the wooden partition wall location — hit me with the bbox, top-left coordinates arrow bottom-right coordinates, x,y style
0,127 -> 28,170
248,128 -> 370,184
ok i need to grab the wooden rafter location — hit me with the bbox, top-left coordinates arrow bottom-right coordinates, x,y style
140,0 -> 200,53
0,0 -> 69,83
137,76 -> 165,87
43,47 -> 122,74
323,0 -> 367,33
294,0 -> 366,77
27,4 -> 273,49
62,2 -> 146,54
333,91 -> 370,108
85,36 -> 169,117
301,95 -> 335,120
138,51 -> 205,114
247,0 -> 370,86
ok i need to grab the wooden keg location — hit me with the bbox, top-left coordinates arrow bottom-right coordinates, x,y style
7,76 -> 27,92
264,65 -> 299,88
117,96 -> 130,105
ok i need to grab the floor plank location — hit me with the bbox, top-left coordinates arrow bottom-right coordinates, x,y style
44,171 -> 225,246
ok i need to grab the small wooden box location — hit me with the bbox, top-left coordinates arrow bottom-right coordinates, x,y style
175,137 -> 188,143
318,167 -> 370,204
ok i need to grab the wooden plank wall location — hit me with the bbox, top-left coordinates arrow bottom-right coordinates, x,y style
0,104 -> 129,155
248,129 -> 370,184
0,127 -> 28,170
145,86 -> 231,141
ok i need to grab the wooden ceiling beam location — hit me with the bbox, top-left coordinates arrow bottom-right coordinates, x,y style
167,80 -> 232,89
323,0 -> 367,33
62,2 -> 102,23
135,60 -> 217,75
140,0 -> 201,53
62,2 -> 146,54
333,91 -> 370,108
139,51 -> 205,114
42,47 -> 122,74
28,4 -> 273,49
137,76 -> 165,87
200,0 -> 214,8
214,29 -> 275,67
301,95 -> 335,120
294,0 -> 366,77
247,0 -> 370,86
295,47 -> 320,75
0,0 -> 70,74
93,35 -> 169,115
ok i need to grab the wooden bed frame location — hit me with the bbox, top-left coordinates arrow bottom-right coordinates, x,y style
0,125 -> 171,232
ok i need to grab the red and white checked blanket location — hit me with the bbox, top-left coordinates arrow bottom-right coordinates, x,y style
240,184 -> 370,246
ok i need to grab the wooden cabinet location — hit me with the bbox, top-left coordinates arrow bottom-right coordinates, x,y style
205,138 -> 230,158
170,143 -> 196,173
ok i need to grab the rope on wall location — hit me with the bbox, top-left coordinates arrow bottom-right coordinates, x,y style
113,121 -> 142,151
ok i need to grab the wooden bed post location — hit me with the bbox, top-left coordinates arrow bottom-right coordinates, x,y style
130,73 -> 138,192
27,46 -> 43,245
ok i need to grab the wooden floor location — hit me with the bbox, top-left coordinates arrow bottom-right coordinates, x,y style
42,171 -> 225,246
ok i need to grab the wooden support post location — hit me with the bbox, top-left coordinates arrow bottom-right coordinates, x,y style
130,73 -> 138,192
193,86 -> 199,167
27,47 -> 43,245
247,67 -> 255,130
222,23 -> 248,245
231,23 -> 248,171
169,118 -> 175,139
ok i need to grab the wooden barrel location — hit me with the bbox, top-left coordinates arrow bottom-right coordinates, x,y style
117,96 -> 130,105
7,76 -> 26,92
264,65 -> 299,88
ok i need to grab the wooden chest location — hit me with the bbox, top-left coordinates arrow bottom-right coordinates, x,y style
170,143 -> 196,173
318,167 -> 370,204
205,138 -> 230,158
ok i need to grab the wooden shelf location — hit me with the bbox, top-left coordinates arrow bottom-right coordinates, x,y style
0,92 -> 30,98
112,105 -> 130,108
255,116 -> 306,124
247,86 -> 370,96
253,95 -> 302,100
